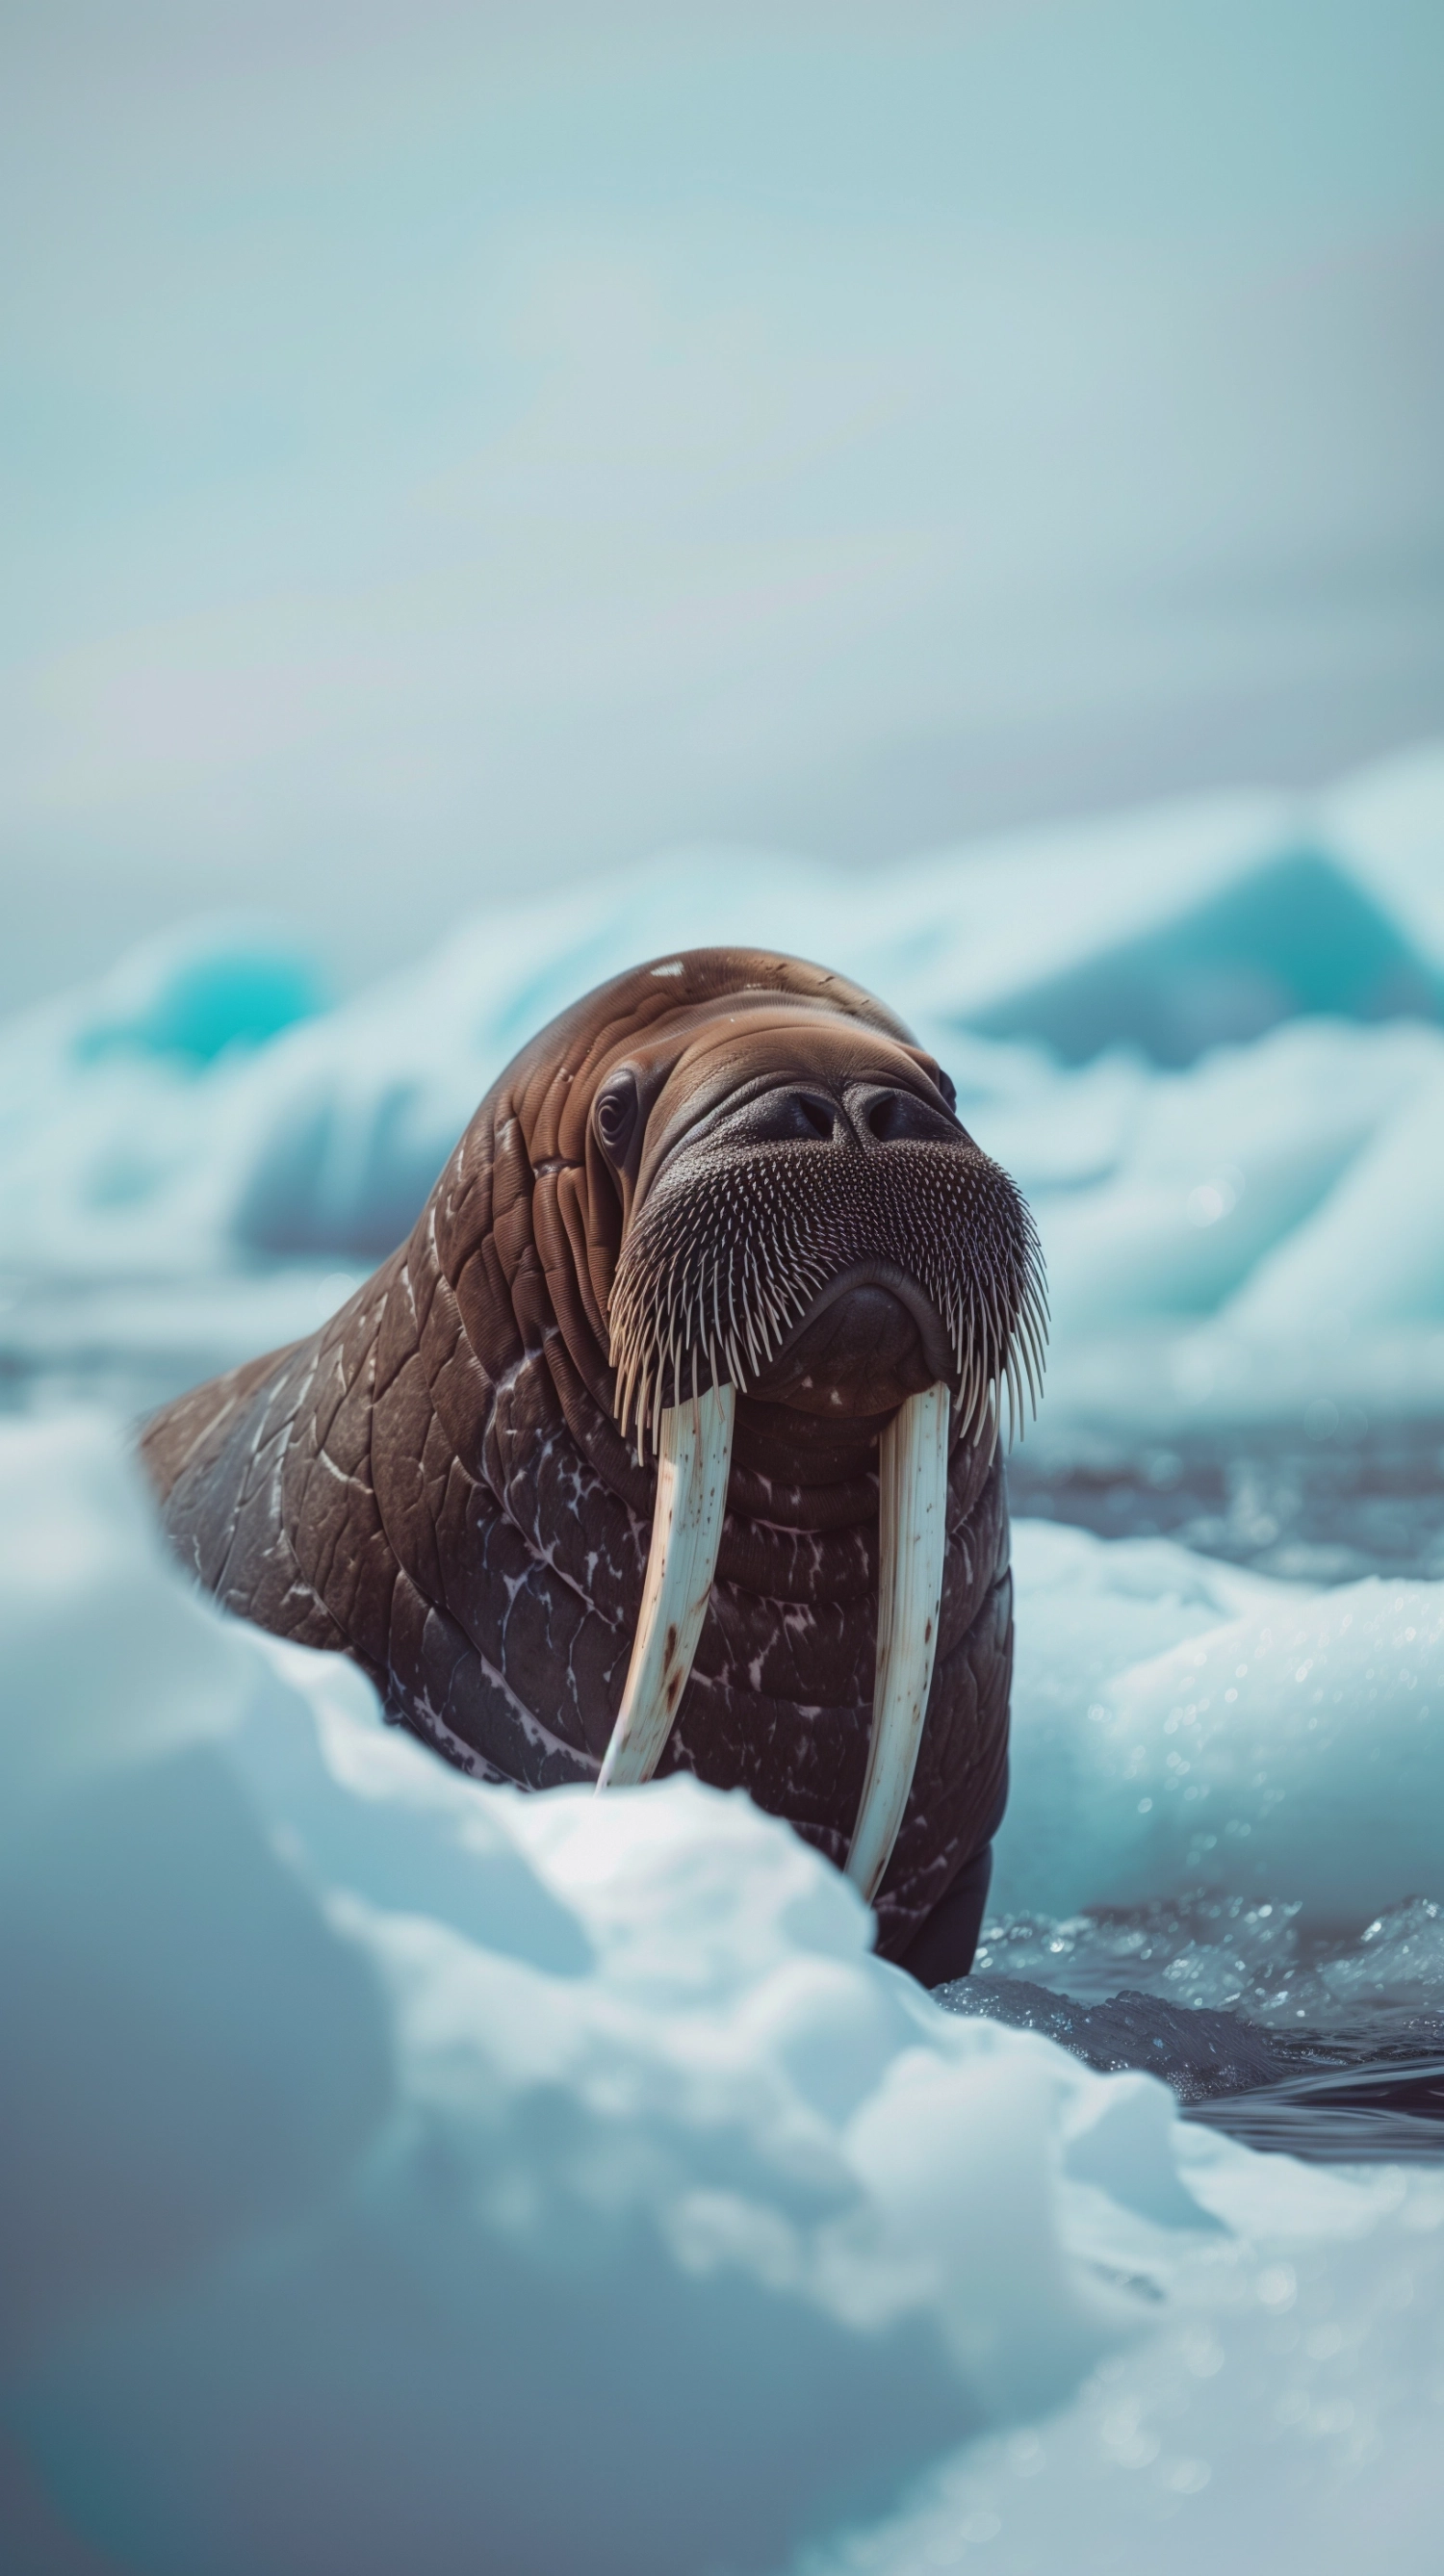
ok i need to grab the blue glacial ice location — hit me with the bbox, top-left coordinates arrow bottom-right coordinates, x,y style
4,742 -> 1444,1432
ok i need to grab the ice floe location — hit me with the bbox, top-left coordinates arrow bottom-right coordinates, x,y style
3,1419 -> 1444,2573
1002,1521 -> 1444,1922
0,1415 -> 1173,2575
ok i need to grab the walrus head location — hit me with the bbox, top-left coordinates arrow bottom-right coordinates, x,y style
603,994 -> 1043,1449
563,955 -> 1045,1897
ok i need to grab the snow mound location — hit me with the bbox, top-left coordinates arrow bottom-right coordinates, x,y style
1002,1520 -> 1444,1925
0,1414 -> 1200,2576
1020,1014 -> 1444,1346
964,844 -> 1444,1069
8,1426 -> 1444,2572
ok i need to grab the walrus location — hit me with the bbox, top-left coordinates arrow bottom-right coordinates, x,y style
141,948 -> 1045,1979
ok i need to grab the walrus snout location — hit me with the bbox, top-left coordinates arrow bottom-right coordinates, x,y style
606,1111 -> 1042,1455
748,1263 -> 951,1417
606,1055 -> 988,1430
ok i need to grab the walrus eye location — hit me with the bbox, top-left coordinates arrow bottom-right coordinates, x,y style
595,1071 -> 640,1164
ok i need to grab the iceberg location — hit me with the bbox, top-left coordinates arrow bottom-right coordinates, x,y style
962,844 -> 1444,1069
3,743 -> 1444,1434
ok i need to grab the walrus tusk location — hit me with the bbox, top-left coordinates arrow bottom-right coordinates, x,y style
602,1376 -> 950,1894
844,1382 -> 950,1904
596,1380 -> 735,1790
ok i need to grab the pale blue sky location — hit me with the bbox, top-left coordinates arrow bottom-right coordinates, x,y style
2,0 -> 1441,1004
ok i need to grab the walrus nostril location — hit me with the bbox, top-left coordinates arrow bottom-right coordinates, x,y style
862,1089 -> 960,1144
745,1089 -> 837,1144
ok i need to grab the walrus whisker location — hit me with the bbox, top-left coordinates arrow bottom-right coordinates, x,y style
972,1378 -> 999,1455
596,1382 -> 735,1791
844,1380 -> 951,1903
606,1125 -> 1045,1464
725,1263 -> 744,1359
1005,1344 -> 1021,1443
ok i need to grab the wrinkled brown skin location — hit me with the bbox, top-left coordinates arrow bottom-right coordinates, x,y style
141,950 -> 1014,1967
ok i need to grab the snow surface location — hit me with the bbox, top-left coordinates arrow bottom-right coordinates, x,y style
0,1417 -> 1196,2573
3,1422 -> 1444,2574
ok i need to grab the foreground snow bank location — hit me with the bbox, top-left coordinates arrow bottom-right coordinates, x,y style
6,1424 -> 1444,2573
3,745 -> 1444,1431
1,1416 -> 1189,2576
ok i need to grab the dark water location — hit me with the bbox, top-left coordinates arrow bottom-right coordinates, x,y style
1008,1413 -> 1444,1586
936,1977 -> 1444,2162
